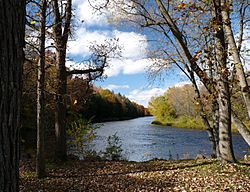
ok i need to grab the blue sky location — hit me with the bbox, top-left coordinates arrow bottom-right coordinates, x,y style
65,0 -> 196,106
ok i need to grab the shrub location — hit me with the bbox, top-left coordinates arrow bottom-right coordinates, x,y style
67,116 -> 98,157
102,133 -> 124,161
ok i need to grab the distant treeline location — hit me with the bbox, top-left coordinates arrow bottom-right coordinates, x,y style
83,88 -> 149,122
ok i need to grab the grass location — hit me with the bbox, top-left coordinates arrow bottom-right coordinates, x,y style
152,116 -> 205,130
152,116 -> 250,133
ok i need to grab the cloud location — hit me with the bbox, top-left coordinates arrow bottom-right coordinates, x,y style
67,27 -> 150,77
68,29 -> 148,57
105,58 -> 152,77
68,28 -> 109,56
105,84 -> 130,90
113,30 -> 148,59
128,87 -> 166,107
173,81 -> 191,87
73,0 -> 109,26
127,80 -> 193,107
240,30 -> 250,70
68,0 -> 152,77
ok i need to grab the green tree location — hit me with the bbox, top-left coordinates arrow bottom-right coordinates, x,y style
148,95 -> 176,123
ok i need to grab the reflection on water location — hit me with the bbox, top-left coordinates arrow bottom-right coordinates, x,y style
89,117 -> 249,162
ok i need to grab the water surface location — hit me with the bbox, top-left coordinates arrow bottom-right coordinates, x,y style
90,117 -> 249,161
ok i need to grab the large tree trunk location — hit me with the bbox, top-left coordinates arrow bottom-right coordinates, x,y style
36,0 -> 47,177
0,0 -> 25,191
52,0 -> 72,161
212,0 -> 235,162
221,0 -> 250,119
217,81 -> 235,162
54,49 -> 67,161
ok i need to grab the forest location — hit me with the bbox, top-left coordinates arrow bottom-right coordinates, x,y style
1,0 -> 250,191
22,59 -> 148,145
149,83 -> 249,130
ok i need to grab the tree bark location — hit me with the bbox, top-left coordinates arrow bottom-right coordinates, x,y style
221,0 -> 250,119
212,101 -> 220,157
36,0 -> 47,177
212,0 -> 235,162
54,49 -> 67,161
52,0 -> 72,161
232,112 -> 250,146
0,0 -> 25,191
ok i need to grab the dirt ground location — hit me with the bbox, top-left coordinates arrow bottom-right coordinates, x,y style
19,158 -> 250,192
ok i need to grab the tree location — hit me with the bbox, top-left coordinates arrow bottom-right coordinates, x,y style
220,0 -> 250,146
211,0 -> 235,162
36,0 -> 47,178
221,0 -> 250,118
0,0 -> 26,191
51,0 -> 72,161
148,95 -> 176,123
51,0 -> 121,161
99,0 -> 238,161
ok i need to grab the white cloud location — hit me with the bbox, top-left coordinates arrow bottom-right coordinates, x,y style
127,80 -> 194,107
173,81 -> 191,87
128,87 -> 166,107
240,31 -> 250,71
104,58 -> 152,77
68,28 -> 109,55
113,30 -> 148,59
67,28 -> 150,77
68,0 -> 151,77
66,60 -> 77,68
68,29 -> 148,58
105,84 -> 130,90
73,0 -> 109,26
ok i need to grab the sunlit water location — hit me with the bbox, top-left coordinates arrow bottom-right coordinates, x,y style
88,116 -> 249,162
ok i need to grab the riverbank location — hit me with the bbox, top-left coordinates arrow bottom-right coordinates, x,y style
151,116 -> 250,132
20,158 -> 250,191
151,116 -> 206,130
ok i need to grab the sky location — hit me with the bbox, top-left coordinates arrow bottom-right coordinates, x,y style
65,0 -> 191,107
66,0 -> 250,107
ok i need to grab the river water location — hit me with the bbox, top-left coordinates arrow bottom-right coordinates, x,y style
90,116 -> 249,162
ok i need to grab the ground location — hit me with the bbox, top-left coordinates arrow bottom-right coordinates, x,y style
20,158 -> 250,192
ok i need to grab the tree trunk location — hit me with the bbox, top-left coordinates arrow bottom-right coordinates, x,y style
221,0 -> 250,119
55,49 -> 67,161
212,0 -> 235,162
212,101 -> 220,157
232,112 -> 250,146
52,0 -> 72,161
0,0 -> 25,191
217,81 -> 235,162
36,0 -> 47,177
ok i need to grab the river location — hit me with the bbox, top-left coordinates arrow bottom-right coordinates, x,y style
89,116 -> 249,162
